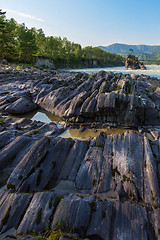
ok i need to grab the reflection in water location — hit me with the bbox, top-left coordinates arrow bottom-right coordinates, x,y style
32,111 -> 51,123
58,127 -> 137,139
9,109 -> 137,138
9,109 -> 62,123
31,110 -> 62,123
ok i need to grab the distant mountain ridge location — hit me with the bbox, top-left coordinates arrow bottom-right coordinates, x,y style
99,43 -> 160,55
98,43 -> 160,62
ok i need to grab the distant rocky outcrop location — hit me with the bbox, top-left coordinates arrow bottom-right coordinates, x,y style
36,57 -> 56,69
125,54 -> 147,70
0,59 -> 8,65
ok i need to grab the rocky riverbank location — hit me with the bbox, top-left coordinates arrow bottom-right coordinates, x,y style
0,64 -> 160,126
0,64 -> 160,240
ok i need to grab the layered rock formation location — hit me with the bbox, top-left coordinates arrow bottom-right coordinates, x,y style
0,64 -> 160,239
34,71 -> 159,126
0,115 -> 160,239
1,66 -> 159,126
125,54 -> 147,70
36,57 -> 56,69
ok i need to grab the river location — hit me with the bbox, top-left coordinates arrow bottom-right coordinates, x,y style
70,65 -> 160,79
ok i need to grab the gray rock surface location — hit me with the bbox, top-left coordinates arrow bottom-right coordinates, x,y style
0,66 -> 160,126
0,191 -> 32,234
0,66 -> 160,239
6,97 -> 37,114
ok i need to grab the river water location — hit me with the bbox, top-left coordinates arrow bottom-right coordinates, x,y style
70,65 -> 160,79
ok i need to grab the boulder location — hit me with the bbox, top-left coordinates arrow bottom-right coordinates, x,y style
1,59 -> 8,65
6,97 -> 37,115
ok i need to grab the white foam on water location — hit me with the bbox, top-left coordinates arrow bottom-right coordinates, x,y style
69,65 -> 160,79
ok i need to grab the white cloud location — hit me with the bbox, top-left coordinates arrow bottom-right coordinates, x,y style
4,9 -> 44,22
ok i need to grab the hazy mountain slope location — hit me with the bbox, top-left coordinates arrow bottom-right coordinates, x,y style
99,43 -> 160,57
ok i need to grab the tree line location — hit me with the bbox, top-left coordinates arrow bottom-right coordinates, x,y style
0,9 -> 125,68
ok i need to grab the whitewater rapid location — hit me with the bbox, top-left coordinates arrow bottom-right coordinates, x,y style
70,65 -> 160,79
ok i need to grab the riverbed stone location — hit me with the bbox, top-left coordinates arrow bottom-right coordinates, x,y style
0,191 -> 32,234
6,97 -> 37,115
52,194 -> 92,238
17,192 -> 61,234
0,136 -> 31,170
7,137 -> 50,192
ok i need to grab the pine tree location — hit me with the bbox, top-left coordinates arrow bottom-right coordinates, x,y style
17,24 -> 37,63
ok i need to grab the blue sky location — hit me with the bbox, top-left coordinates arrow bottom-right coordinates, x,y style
1,0 -> 160,47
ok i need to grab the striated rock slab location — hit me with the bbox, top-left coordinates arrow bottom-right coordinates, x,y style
0,121 -> 159,207
52,194 -> 92,237
6,97 -> 37,115
112,201 -> 153,240
0,68 -> 160,126
17,192 -> 62,234
0,67 -> 160,239
0,127 -> 159,239
36,72 -> 159,126
7,136 -> 50,192
0,135 -> 31,169
0,191 -> 32,234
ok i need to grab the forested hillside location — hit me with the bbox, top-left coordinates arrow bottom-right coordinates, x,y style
0,10 -> 124,68
99,43 -> 160,64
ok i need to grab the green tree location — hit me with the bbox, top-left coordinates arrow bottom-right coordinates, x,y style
129,48 -> 133,54
0,10 -> 18,60
0,9 -> 6,59
0,9 -> 125,67
35,28 -> 46,55
0,9 -> 6,29
17,23 -> 37,63
5,18 -> 18,60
